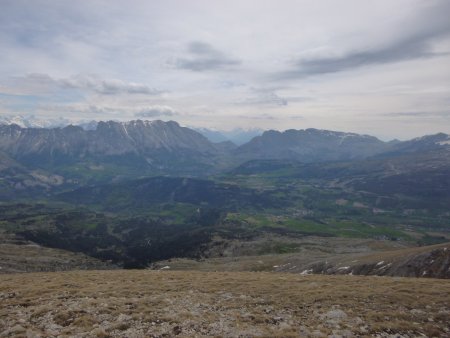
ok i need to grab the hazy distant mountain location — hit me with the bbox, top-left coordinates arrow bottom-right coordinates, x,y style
76,120 -> 99,131
0,115 -> 72,129
194,127 -> 263,145
0,115 -> 98,131
193,128 -> 229,143
379,133 -> 450,156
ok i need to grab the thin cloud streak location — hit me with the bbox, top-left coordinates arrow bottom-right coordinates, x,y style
236,89 -> 288,107
173,41 -> 240,72
135,106 -> 178,118
275,1 -> 450,80
384,111 -> 450,118
2,73 -> 164,97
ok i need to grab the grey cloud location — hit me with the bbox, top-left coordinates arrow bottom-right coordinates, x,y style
384,111 -> 450,118
37,104 -> 179,119
277,1 -> 450,79
58,75 -> 162,95
82,105 -> 119,115
3,73 -> 57,96
175,41 -> 240,71
241,113 -> 276,120
10,73 -> 163,96
279,40 -> 436,79
134,106 -> 178,118
24,73 -> 55,84
238,89 -> 288,106
79,105 -> 178,118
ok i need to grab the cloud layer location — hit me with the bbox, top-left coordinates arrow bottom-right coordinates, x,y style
0,0 -> 449,139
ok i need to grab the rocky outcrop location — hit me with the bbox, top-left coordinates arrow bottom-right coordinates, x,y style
305,243 -> 450,278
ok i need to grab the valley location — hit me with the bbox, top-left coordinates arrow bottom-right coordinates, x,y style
0,120 -> 449,274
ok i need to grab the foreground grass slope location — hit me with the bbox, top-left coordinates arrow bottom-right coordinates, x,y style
1,271 -> 449,337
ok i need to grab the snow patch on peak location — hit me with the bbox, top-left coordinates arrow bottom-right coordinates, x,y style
436,135 -> 450,145
0,115 -> 98,130
0,115 -> 70,128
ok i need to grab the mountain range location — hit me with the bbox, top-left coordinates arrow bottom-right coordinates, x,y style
1,118 -> 448,163
0,115 -> 261,144
0,118 -> 449,198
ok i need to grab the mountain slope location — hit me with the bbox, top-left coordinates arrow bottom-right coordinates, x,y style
231,147 -> 450,209
0,151 -> 68,199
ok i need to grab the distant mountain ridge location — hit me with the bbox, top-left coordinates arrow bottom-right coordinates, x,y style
193,127 -> 263,145
235,128 -> 386,162
378,132 -> 450,157
234,128 -> 449,162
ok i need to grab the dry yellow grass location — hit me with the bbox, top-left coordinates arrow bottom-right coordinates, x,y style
1,270 -> 449,337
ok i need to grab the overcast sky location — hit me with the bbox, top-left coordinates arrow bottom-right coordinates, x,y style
0,0 -> 449,139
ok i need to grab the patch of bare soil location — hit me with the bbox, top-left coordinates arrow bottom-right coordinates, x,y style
1,270 -> 449,337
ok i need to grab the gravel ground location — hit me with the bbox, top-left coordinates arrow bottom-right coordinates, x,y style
1,270 -> 449,337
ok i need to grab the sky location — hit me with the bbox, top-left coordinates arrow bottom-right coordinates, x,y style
0,0 -> 449,140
